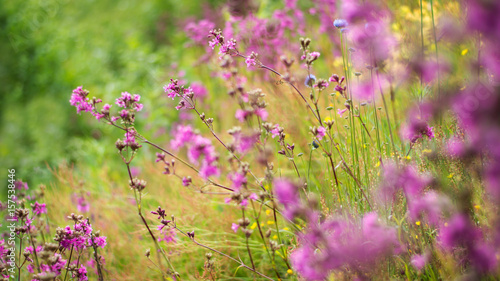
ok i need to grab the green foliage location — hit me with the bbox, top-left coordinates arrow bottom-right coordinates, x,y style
0,0 -> 225,190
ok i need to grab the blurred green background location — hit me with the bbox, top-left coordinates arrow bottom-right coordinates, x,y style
0,0 -> 225,194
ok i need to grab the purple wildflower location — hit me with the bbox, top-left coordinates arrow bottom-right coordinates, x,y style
32,202 -> 47,215
70,86 -> 93,114
231,223 -> 239,233
411,253 -> 429,270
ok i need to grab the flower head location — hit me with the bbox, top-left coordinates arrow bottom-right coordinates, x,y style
333,19 -> 348,29
304,74 -> 316,87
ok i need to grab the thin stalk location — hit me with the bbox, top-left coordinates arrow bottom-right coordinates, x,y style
250,201 -> 281,279
127,164 -> 176,280
143,140 -> 234,192
370,69 -> 383,155
63,245 -> 74,281
174,226 -> 275,281
420,0 -> 425,95
241,209 -> 256,270
18,235 -> 23,281
430,0 -> 441,97
376,69 -> 398,157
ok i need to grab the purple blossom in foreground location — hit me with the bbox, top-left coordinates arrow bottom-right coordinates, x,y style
378,162 -> 433,202
273,179 -> 301,220
439,214 -> 480,250
291,213 -> 401,280
408,191 -> 450,226
411,253 -> 429,270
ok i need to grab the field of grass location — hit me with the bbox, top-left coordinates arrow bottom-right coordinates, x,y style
2,0 -> 500,280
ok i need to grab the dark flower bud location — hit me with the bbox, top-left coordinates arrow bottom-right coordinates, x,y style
270,240 -> 282,251
280,55 -> 294,68
315,79 -> 328,91
259,192 -> 267,201
129,142 -> 142,151
344,102 -> 351,110
130,178 -> 147,192
265,229 -> 272,238
325,119 -> 334,129
238,218 -> 250,227
115,139 -> 126,151
304,38 -> 311,48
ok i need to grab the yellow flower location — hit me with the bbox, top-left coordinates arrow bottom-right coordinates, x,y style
422,149 -> 432,154
272,235 -> 278,240
283,227 -> 289,231
461,49 -> 469,56
324,116 -> 332,123
448,173 -> 454,179
267,220 -> 275,225
474,205 -> 481,210
405,156 -> 412,160
287,269 -> 294,275
266,210 -> 271,216
375,161 -> 381,168
250,222 -> 258,230
416,221 -> 421,226
415,235 -> 419,239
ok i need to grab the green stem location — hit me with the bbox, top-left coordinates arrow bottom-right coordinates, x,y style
430,0 -> 440,97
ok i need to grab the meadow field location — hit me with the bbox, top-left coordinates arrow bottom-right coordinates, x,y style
2,0 -> 500,280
